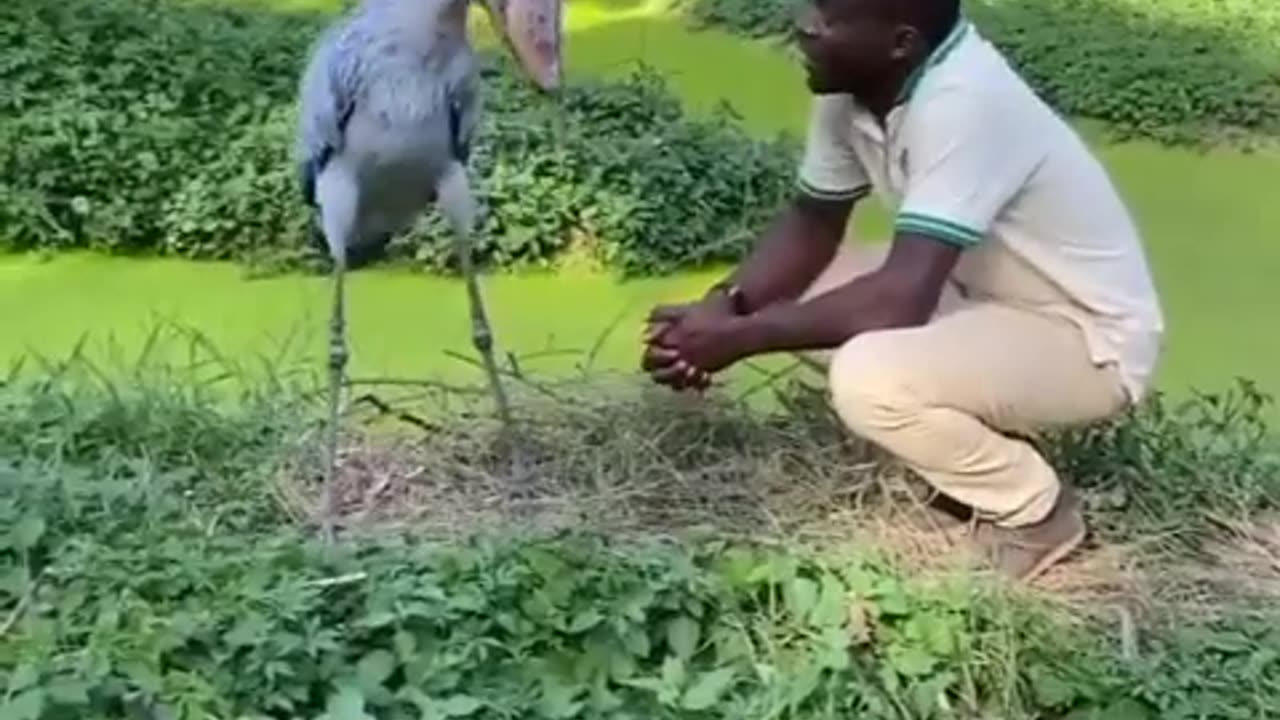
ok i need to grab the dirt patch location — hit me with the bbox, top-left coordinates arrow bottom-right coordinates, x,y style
275,375 -> 1280,626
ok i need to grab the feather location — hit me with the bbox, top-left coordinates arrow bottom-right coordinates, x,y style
296,23 -> 361,206
296,0 -> 483,265
445,55 -> 480,165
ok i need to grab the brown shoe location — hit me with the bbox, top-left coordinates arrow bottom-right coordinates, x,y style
905,490 -> 975,531
976,485 -> 1087,582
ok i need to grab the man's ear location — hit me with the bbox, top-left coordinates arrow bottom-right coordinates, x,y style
888,25 -> 923,62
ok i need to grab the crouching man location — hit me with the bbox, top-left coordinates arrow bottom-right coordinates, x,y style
642,0 -> 1164,582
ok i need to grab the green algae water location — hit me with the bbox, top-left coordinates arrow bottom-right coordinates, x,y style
3,0 -> 1278,407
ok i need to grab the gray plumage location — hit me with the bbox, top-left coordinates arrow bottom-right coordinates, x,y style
295,0 -> 535,540
297,0 -> 482,263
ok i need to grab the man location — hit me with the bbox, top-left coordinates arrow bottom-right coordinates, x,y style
642,0 -> 1164,582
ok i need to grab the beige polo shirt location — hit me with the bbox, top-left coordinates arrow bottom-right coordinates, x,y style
797,18 -> 1165,403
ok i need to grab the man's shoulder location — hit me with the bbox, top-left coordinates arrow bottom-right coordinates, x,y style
900,39 -> 1065,161
911,26 -> 1049,115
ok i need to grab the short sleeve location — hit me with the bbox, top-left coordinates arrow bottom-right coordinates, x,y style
796,95 -> 871,202
894,88 -> 1047,247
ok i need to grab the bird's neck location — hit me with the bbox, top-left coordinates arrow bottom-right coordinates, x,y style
359,0 -> 471,48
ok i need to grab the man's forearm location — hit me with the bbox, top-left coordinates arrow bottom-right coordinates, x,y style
734,275 -> 926,355
714,194 -> 853,312
734,234 -> 962,356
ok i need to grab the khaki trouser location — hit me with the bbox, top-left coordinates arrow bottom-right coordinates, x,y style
797,242 -> 1128,528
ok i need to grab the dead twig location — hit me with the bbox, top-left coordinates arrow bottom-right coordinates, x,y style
351,392 -> 439,432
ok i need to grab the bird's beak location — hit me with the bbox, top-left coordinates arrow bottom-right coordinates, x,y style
486,0 -> 563,92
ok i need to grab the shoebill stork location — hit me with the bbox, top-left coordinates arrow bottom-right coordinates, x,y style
295,0 -> 563,539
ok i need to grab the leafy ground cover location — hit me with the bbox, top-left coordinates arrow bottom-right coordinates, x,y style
1,329 -> 1278,718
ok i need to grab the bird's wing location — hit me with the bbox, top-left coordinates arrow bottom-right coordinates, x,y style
444,55 -> 481,166
296,26 -> 362,207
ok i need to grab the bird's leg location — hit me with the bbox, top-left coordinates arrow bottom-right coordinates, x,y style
321,248 -> 348,544
451,222 -> 515,441
437,162 -> 523,480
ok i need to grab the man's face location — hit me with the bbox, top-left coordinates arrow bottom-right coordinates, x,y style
793,0 -> 897,95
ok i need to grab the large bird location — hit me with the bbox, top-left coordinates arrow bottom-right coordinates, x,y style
295,0 -> 563,538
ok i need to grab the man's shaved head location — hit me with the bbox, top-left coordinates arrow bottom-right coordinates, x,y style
794,0 -> 961,104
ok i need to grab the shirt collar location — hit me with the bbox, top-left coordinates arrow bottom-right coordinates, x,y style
894,17 -> 970,106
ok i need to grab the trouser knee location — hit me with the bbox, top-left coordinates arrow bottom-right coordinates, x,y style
825,334 -> 919,440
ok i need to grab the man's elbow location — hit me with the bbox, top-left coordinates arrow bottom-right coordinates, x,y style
862,280 -> 944,332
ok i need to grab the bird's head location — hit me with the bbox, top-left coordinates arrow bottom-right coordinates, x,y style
477,0 -> 563,92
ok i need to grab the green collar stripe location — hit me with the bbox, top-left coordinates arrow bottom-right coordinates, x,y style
896,18 -> 970,104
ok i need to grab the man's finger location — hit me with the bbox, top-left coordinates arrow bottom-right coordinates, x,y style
685,366 -> 712,393
651,357 -> 712,392
648,302 -> 693,323
689,371 -> 713,393
641,344 -> 682,372
650,359 -> 698,388
644,320 -> 672,344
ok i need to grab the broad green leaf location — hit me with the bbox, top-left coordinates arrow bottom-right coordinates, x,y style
356,611 -> 398,630
122,661 -> 164,694
325,686 -> 374,720
1096,699 -> 1155,720
357,649 -> 397,689
6,664 -> 38,692
12,515 -> 45,551
1031,667 -> 1085,709
889,645 -> 938,678
568,608 -> 602,633
438,694 -> 482,717
786,577 -> 818,622
916,613 -> 959,656
621,625 -> 650,657
875,578 -> 911,616
785,661 -> 824,707
681,667 -> 737,711
817,626 -> 851,671
666,615 -> 700,659
0,690 -> 45,720
224,614 -> 268,647
909,671 -> 957,718
44,679 -> 90,706
393,630 -> 417,660
1064,699 -> 1155,720
660,654 -> 686,690
810,572 -> 848,628
537,680 -> 584,719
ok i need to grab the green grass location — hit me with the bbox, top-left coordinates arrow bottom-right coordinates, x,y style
2,323 -> 1277,719
1,0 -> 1277,406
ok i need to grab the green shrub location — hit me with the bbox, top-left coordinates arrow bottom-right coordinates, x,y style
0,454 -> 1123,719
1041,378 -> 1280,546
680,0 -> 1280,147
0,0 -> 796,275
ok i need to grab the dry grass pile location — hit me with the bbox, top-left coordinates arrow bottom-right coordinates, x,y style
275,370 -> 1280,625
